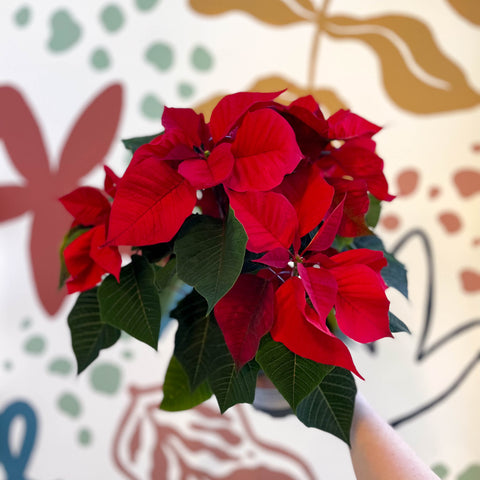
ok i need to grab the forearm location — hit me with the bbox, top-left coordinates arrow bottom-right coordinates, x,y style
350,393 -> 440,480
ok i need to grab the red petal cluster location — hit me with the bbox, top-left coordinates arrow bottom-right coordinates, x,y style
60,91 -> 396,376
59,168 -> 121,293
107,91 -> 303,246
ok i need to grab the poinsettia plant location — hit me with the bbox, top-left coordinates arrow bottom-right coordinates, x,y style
59,90 -> 408,445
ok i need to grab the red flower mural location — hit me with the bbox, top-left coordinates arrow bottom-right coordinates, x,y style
0,84 -> 122,315
113,384 -> 317,480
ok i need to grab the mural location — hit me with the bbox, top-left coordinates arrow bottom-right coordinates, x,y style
113,385 -> 316,479
0,0 -> 479,479
0,85 -> 122,315
0,401 -> 38,480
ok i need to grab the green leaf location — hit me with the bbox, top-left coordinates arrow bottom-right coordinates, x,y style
332,236 -> 354,251
160,356 -> 212,411
256,335 -> 333,410
352,235 -> 408,298
171,290 -> 259,411
296,367 -> 357,446
171,290 -> 217,389
389,311 -> 411,334
175,209 -> 247,314
365,194 -> 381,228
122,132 -> 163,153
58,226 -> 90,288
209,357 -> 259,414
67,287 -> 121,373
154,258 -> 184,326
98,255 -> 162,349
382,253 -> 408,298
154,257 -> 177,291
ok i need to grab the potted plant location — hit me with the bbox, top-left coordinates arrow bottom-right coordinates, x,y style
59,90 -> 408,445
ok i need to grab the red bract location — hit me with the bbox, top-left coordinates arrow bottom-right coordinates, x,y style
107,158 -> 197,246
214,274 -> 274,369
107,91 -> 303,247
328,260 -> 391,343
61,90 -> 398,382
273,95 -> 329,159
227,189 -> 298,253
270,276 -> 361,377
209,90 -> 284,143
327,137 -> 394,202
252,188 -> 392,371
63,224 -> 120,293
104,165 -> 121,198
60,186 -> 111,227
279,98 -> 394,236
60,182 -> 121,293
327,109 -> 382,140
178,142 -> 234,189
327,177 -> 371,237
275,162 -> 333,238
224,108 -> 302,192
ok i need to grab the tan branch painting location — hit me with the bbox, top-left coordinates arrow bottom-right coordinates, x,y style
190,0 -> 480,115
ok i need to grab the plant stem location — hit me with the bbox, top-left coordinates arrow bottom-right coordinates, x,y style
213,185 -> 227,220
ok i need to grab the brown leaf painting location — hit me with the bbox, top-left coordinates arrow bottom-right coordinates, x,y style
194,75 -> 348,121
446,0 -> 480,25
189,0 -> 316,25
325,15 -> 480,113
190,0 -> 480,115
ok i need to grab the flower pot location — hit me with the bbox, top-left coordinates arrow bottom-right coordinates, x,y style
253,371 -> 292,417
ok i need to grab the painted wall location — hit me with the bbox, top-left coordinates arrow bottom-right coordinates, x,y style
0,1 -> 479,479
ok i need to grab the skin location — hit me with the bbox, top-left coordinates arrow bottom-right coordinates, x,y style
350,393 -> 440,480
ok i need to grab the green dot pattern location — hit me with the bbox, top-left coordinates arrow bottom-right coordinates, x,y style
24,335 -> 46,354
58,392 -> 81,418
47,10 -> 82,53
100,5 -> 125,32
91,48 -> 110,70
122,350 -> 134,360
145,42 -> 173,71
14,6 -> 31,27
78,428 -> 93,446
178,82 -> 194,98
141,94 -> 164,119
191,46 -> 213,71
135,0 -> 159,11
459,465 -> 480,480
89,362 -> 121,395
431,464 -> 449,479
4,360 -> 13,371
20,318 -> 32,329
49,358 -> 73,375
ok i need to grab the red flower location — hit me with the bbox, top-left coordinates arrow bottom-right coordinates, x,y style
326,137 -> 394,202
107,91 -> 302,247
270,276 -> 361,377
327,108 -> 382,140
250,192 -> 391,374
63,223 -> 120,293
274,97 -> 394,237
214,274 -> 274,369
214,150 -> 391,376
60,174 -> 121,293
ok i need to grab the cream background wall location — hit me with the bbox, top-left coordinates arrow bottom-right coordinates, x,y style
0,1 -> 479,479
